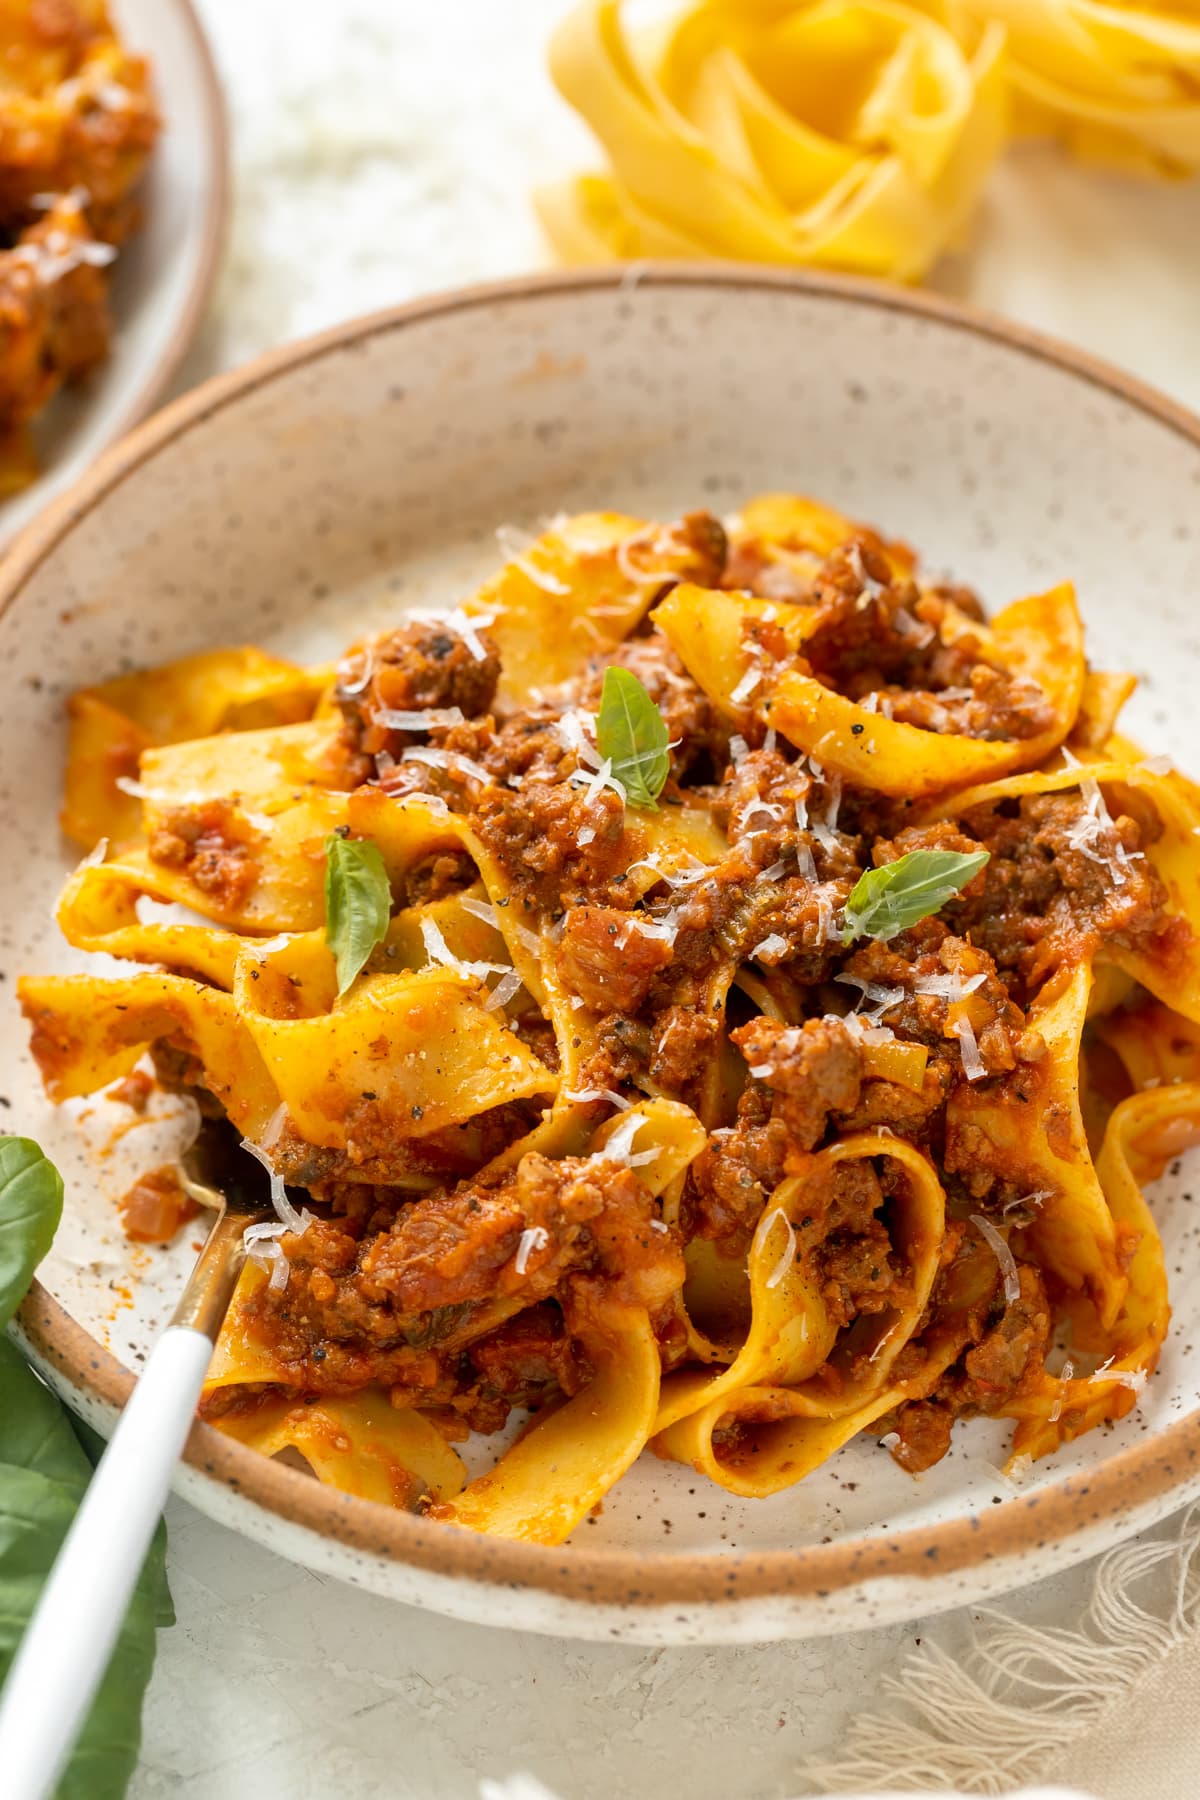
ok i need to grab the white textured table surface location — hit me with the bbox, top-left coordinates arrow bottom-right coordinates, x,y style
126,3 -> 1200,1795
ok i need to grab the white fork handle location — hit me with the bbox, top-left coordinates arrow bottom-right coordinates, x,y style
0,1326 -> 213,1800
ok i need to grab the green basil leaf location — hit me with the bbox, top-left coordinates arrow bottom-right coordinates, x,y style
0,1136 -> 63,1330
594,666 -> 671,809
842,848 -> 989,944
0,1141 -> 173,1800
323,833 -> 393,995
0,1343 -> 173,1800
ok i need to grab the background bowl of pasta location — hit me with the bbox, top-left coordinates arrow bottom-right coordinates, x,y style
7,266 -> 1200,1645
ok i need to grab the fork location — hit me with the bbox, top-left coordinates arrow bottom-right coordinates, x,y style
0,1118 -> 272,1800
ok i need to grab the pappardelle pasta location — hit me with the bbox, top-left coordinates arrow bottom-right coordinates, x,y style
21,495 -> 1200,1542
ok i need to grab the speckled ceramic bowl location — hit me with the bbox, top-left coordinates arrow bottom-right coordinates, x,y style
6,268 -> 1200,1645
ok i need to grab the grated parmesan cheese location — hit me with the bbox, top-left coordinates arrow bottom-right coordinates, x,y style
617,915 -> 674,947
77,835 -> 110,872
408,605 -> 496,662
375,705 -> 465,731
911,970 -> 987,1002
459,895 -> 540,954
848,542 -> 888,606
513,1224 -> 550,1275
970,1212 -> 1020,1304
730,666 -> 762,705
244,1218 -> 291,1290
420,915 -> 523,1011
562,1086 -> 632,1111
742,800 -> 786,829
616,531 -> 679,588
483,967 -> 524,1012
599,1111 -> 661,1169
11,227 -> 116,285
840,1012 -> 897,1046
115,775 -> 275,830
240,1136 -> 312,1237
259,1102 -> 289,1151
795,839 -> 817,881
893,609 -> 935,648
952,1013 -> 987,1081
401,745 -> 492,784
263,1240 -> 291,1290
336,648 -> 374,696
753,1205 -> 796,1290
836,975 -> 904,1022
1088,1356 -> 1147,1393
496,525 -> 570,595
1002,1187 -> 1054,1218
1048,1358 -> 1075,1423
578,755 -> 627,807
1064,767 -> 1143,887
552,708 -> 601,769
750,933 -> 789,962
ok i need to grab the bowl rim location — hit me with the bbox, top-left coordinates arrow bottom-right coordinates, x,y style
116,0 -> 232,437
14,261 -> 1200,1613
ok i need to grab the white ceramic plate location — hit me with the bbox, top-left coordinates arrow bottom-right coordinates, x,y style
6,268 -> 1200,1644
0,0 -> 228,545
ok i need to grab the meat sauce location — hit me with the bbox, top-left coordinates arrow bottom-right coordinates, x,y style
194,513 -> 1173,1474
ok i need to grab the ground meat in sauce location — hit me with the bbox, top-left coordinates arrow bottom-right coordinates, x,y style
763,540 -> 1054,743
734,1016 -> 863,1149
912,797 -> 1172,998
473,778 -> 629,913
337,617 -> 501,764
147,800 -> 258,910
246,1150 -> 684,1409
557,905 -> 674,1013
885,1262 -> 1052,1471
689,1018 -> 864,1252
110,1068 -> 154,1112
118,1165 -> 200,1244
404,850 -> 478,905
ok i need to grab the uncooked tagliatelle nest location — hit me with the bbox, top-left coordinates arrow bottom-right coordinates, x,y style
536,0 -> 1009,282
962,0 -> 1200,174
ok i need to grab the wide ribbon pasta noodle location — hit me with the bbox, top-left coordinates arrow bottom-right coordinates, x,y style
946,961 -> 1127,1324
961,0 -> 1200,174
654,1134 -> 945,1491
63,648 -> 329,848
656,579 -> 1085,797
1004,1082 -> 1180,1460
213,1380 -> 469,1510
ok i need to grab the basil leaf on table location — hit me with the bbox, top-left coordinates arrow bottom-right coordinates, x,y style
841,848 -> 990,944
0,1140 -> 173,1799
0,1135 -> 63,1328
324,831 -> 393,995
594,666 -> 671,808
